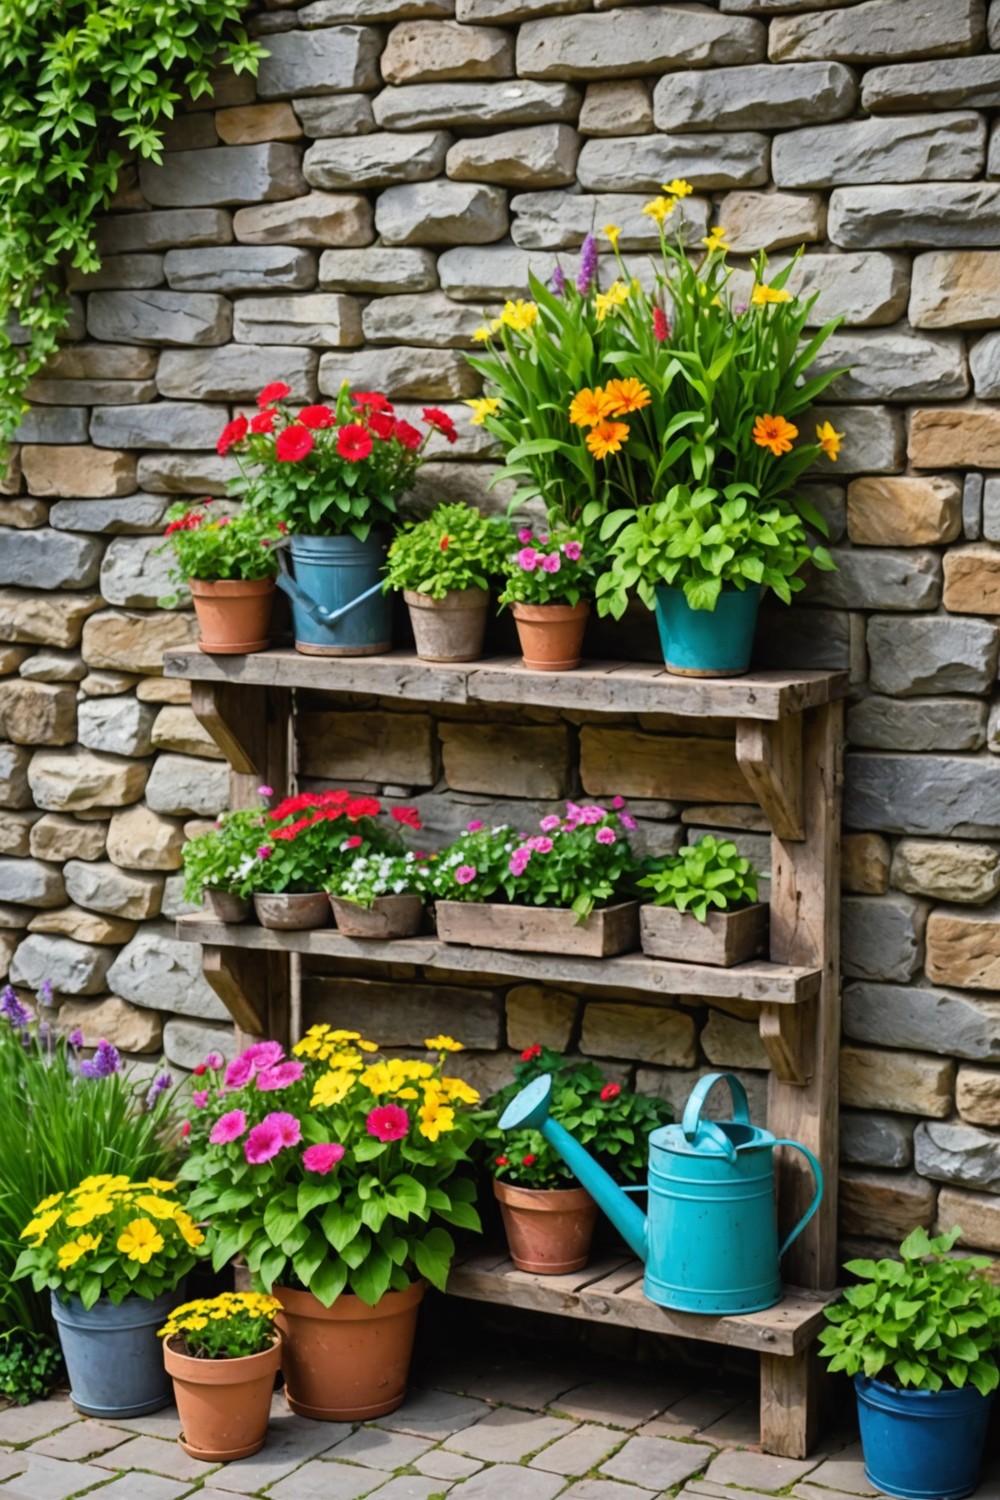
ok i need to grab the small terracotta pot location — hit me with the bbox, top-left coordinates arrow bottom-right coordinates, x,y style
253,891 -> 330,930
164,1334 -> 281,1462
189,577 -> 276,656
329,894 -> 424,939
494,1179 -> 598,1274
510,601 -> 590,672
202,888 -> 250,924
275,1281 -> 425,1421
404,587 -> 490,663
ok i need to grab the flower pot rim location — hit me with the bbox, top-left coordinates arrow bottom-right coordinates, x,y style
493,1180 -> 596,1209
509,599 -> 591,621
403,586 -> 490,607
164,1331 -> 281,1377
855,1372 -> 995,1404
275,1279 -> 426,1319
188,576 -> 277,595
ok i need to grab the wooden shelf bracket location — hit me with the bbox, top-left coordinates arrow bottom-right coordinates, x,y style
203,945 -> 269,1038
192,680 -> 271,778
735,716 -> 805,842
759,998 -> 813,1086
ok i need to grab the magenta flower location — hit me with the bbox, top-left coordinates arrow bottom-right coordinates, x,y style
466,820 -> 483,832
517,528 -> 533,543
303,1143 -> 346,1174
256,845 -> 272,859
224,1054 -> 255,1091
243,1041 -> 284,1069
257,1060 -> 305,1091
541,552 -> 561,574
581,804 -> 607,824
621,812 -> 637,831
564,801 -> 583,826
527,836 -> 553,854
611,795 -> 625,810
192,1090 -> 209,1109
244,1119 -> 282,1164
205,1051 -> 223,1070
539,814 -> 561,833
367,1104 -> 410,1142
258,785 -> 273,796
455,864 -> 477,885
509,848 -> 531,877
564,540 -> 583,561
269,1111 -> 302,1146
596,827 -> 616,845
516,547 -> 538,572
210,1109 -> 247,1145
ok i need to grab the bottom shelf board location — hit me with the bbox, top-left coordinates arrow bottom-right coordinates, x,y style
447,1251 -> 836,1358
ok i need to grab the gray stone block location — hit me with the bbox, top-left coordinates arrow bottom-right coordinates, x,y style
866,614 -> 999,696
139,144 -> 306,208
969,333 -> 1000,398
318,248 -> 438,293
755,604 -> 864,677
966,473 -> 985,540
107,925 -> 229,1020
156,347 -> 318,403
915,1121 -> 1000,1192
162,1017 -> 239,1071
77,696 -> 157,757
734,251 -> 910,329
862,56 -> 1000,112
576,132 -> 769,192
829,184 -> 1000,250
844,981 -> 1000,1061
840,1110 -> 914,1170
0,529 -> 103,591
447,124 -> 580,187
517,8 -> 764,80
145,754 -> 229,817
95,210 -> 233,255
258,26 -> 382,98
232,293 -> 363,347
0,857 -> 65,908
376,181 -> 509,245
99,536 -> 180,609
510,190 -> 708,250
64,859 -> 162,920
90,402 -> 229,450
437,244 -> 556,299
381,20 -> 514,84
769,0 -> 984,64
293,94 -> 377,137
66,255 -> 166,293
305,132 -> 450,190
362,292 -> 496,347
25,379 -> 157,408
87,291 -> 231,346
298,0 -> 452,22
847,696 -> 988,752
842,893 -> 926,983
845,753 -> 1000,837
163,247 -> 316,293
457,0 -> 586,18
18,651 -> 85,684
773,113 -> 985,191
13,408 -> 89,444
810,405 -> 906,475
373,80 -> 581,131
319,347 -> 480,401
653,60 -> 856,132
815,330 -> 969,402
9,933 -> 112,997
804,549 -> 941,612
233,192 -> 374,247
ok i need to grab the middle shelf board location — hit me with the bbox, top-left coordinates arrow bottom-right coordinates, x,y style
175,917 -> 822,1005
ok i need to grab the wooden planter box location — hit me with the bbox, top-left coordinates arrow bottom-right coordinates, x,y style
639,902 -> 768,968
434,900 -> 639,957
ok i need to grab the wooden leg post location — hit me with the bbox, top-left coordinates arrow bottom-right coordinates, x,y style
760,1347 -> 819,1460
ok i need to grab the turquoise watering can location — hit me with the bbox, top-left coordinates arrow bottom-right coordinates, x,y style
276,533 -> 392,654
499,1070 -> 823,1314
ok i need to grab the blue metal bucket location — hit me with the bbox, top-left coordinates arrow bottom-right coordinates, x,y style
654,583 -> 762,677
855,1375 -> 994,1500
51,1288 -> 176,1418
277,532 -> 392,656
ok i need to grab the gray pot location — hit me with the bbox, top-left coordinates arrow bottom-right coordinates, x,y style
51,1289 -> 176,1418
404,588 -> 489,663
330,893 -> 424,938
203,888 -> 250,923
254,891 -> 330,930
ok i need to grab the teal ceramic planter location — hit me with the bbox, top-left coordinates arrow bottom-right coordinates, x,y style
51,1288 -> 176,1418
654,584 -> 762,677
277,532 -> 391,656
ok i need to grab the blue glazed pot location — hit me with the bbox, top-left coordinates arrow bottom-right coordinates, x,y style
854,1374 -> 995,1500
653,584 -> 762,677
51,1289 -> 176,1418
277,531 -> 392,656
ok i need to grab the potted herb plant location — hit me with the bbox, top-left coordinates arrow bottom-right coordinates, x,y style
430,801 -> 638,956
181,803 -> 271,923
14,1177 -> 205,1419
500,527 -> 598,672
819,1227 -> 1000,1500
384,501 -> 512,663
220,384 -> 448,657
637,834 -> 765,967
159,500 -> 283,655
159,1290 -> 282,1462
327,849 -> 430,939
181,1032 -> 481,1421
480,1046 -> 672,1274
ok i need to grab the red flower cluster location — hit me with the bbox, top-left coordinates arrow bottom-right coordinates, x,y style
269,789 -> 380,824
163,510 -> 203,537
600,1082 -> 621,1102
423,407 -> 457,445
652,306 -> 670,343
217,385 -> 443,467
520,1044 -> 542,1062
390,806 -> 422,830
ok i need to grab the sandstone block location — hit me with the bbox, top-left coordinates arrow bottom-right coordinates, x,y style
841,1045 -> 954,1118
915,1120 -> 1000,1192
842,832 -> 890,895
579,81 -> 653,137
145,754 -> 229,817
138,678 -> 190,706
0,591 -> 103,649
0,681 -> 76,746
319,346 -> 479,400
150,706 -> 223,759
847,476 -> 961,546
216,103 -> 302,146
577,132 -> 769,193
64,860 -> 162,920
715,191 -> 824,253
943,544 -> 1000,614
927,901 -> 1000,990
106,805 -> 185,872
95,210 -> 233,255
440,721 -> 570,799
382,21 -> 513,84
29,749 -> 149,814
376,181 -> 509,246
511,189 -> 709,250
894,840 -> 1000,906
830,184 -> 1000,251
0,810 -> 38,859
107,926 -> 229,1020
156,347 -> 316,404
305,132 -> 450,192
581,1002 -> 698,1068
82,609 -> 199,674
136,453 -> 239,496
910,408 -> 1000,469
839,1169 -> 938,1241
840,1111 -> 914,1170
866,614 -> 998,696
81,671 -> 138,696
361,292 -> 494,348
654,61 -> 856,133
956,1067 -> 1000,1127
863,56 -> 1000,112
27,379 -> 157,410
700,1011 -> 769,1070
21,447 -> 136,499
769,0 -> 983,63
163,1017 -> 239,1070
87,291 -> 231,348
140,144 -> 305,209
803,550 -> 941,613
232,293 -> 363,348
163,247 -> 315,295
844,980 -> 1000,1062
0,647 -> 30,675
774,113 -> 984,192
293,95 -> 377,138
936,1187 -> 1000,1252
257,27 -> 382,98
373,81 -> 581,132
847,696 -> 987,753
77,696 -> 157,759
447,124 -> 579,187
42,346 -> 158,382
233,192 -> 374,247
57,995 -> 161,1052
10,934 -> 112,997
318,248 -> 438,295
911,251 -> 1000,329
846,753 -> 1000,838
0,857 -> 65,908
30,907 -> 134,945
842,893 -> 925,983
0,500 -> 48,529
0,744 -> 32,809
30,815 -> 107,863
517,8 -> 764,80
505,984 -> 579,1051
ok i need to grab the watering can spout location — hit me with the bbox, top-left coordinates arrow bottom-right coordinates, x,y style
499,1075 -> 648,1262
275,552 -> 384,627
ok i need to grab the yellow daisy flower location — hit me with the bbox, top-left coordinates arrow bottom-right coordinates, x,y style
816,420 -> 844,462
19,1208 -> 62,1244
311,1069 -> 356,1108
501,299 -> 538,333
57,1233 -> 101,1270
662,177 -> 693,198
751,282 -> 793,306
424,1036 -> 464,1053
117,1218 -> 164,1265
464,397 -> 501,426
418,1093 -> 456,1142
701,226 -> 730,253
641,196 -> 676,226
594,280 -> 629,323
568,386 -> 617,429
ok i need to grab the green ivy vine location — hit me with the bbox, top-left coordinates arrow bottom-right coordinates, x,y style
0,0 -> 265,443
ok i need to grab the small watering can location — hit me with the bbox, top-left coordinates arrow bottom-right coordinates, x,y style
276,533 -> 392,655
499,1071 -> 823,1314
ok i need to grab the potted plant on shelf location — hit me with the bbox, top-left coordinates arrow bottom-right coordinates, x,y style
14,1177 -> 205,1419
637,834 -> 765,967
181,803 -> 271,923
499,526 -> 598,672
159,1290 -> 282,1462
429,800 -> 639,956
159,499 -> 283,655
181,1032 -> 481,1421
480,1046 -> 672,1274
819,1227 -> 1000,1500
219,383 -> 449,657
384,501 -> 512,663
327,848 -> 431,939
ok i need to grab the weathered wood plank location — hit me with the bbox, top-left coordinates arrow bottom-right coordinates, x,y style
759,1347 -> 818,1460
202,945 -> 268,1036
736,717 -> 805,842
580,725 -> 752,804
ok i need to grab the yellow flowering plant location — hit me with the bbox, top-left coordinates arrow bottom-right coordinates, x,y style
179,1032 -> 481,1308
14,1177 -> 205,1309
158,1290 -> 281,1360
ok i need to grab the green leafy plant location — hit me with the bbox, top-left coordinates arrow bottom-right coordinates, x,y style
159,502 -> 283,606
0,1329 -> 62,1405
479,1045 -> 672,1189
327,851 -> 430,910
181,804 -> 271,903
638,834 -> 760,922
158,1290 -> 281,1360
384,502 -> 512,599
0,0 -> 263,443
819,1227 -> 1000,1397
499,527 -> 599,608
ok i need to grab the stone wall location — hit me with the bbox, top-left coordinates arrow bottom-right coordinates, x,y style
2,0 -> 1000,1254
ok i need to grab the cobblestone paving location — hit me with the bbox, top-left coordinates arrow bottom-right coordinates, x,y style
2,1351 -> 998,1500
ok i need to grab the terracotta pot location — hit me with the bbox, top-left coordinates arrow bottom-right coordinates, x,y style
253,891 -> 330,930
404,588 -> 489,663
275,1281 -> 424,1421
510,601 -> 590,672
164,1334 -> 281,1462
329,894 -> 424,939
189,578 -> 276,656
202,888 -> 250,924
494,1180 -> 598,1274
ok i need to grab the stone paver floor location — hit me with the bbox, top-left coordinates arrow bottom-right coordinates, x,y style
1,1346 -> 998,1500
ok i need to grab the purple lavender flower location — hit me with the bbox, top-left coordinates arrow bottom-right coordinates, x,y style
1,985 -> 32,1030
68,1029 -> 84,1049
549,265 -> 566,297
576,235 -> 598,296
37,979 -> 54,1008
145,1072 -> 173,1110
79,1038 -> 121,1079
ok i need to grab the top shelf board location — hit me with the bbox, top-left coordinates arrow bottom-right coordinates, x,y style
163,648 -> 848,723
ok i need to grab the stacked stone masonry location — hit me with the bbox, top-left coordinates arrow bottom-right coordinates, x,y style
4,0 -> 1000,1257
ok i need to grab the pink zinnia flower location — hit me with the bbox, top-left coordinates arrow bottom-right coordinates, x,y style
596,827 -> 616,845
581,805 -> 607,824
192,1090 -> 209,1109
541,552 -> 561,573
509,848 -> 531,877
205,1052 -> 223,1070
611,796 -> 625,810
244,1119 -> 282,1164
303,1143 -> 346,1174
621,813 -> 637,831
516,547 -> 538,572
564,802 -> 583,825
268,1111 -> 302,1146
224,1055 -> 255,1091
527,836 -> 553,853
517,528 -> 533,543
210,1109 -> 247,1145
564,540 -> 582,561
466,820 -> 483,832
455,864 -> 477,885
539,814 -> 561,833
367,1104 -> 410,1142
243,1041 -> 284,1069
256,1060 -> 305,1091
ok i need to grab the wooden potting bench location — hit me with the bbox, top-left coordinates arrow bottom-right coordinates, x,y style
164,647 -> 847,1459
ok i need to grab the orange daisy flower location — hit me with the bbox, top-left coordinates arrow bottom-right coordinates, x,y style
568,386 -> 617,428
586,421 -> 631,460
605,378 -> 652,416
752,413 -> 798,457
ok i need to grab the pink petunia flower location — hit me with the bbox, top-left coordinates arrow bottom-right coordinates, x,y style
564,802 -> 583,825
611,795 -> 625,809
620,813 -> 637,831
455,864 -> 477,885
596,827 -> 616,845
466,820 -> 483,832
256,846 -> 272,859
258,785 -> 273,797
256,1060 -> 305,1091
192,1090 -> 209,1109
527,836 -> 553,853
509,848 -> 531,877
517,528 -> 533,543
268,1111 -> 302,1147
244,1119 -> 282,1165
539,814 -> 561,833
564,540 -> 583,561
224,1055 -> 255,1091
541,552 -> 561,573
581,805 -> 607,824
367,1104 -> 410,1142
210,1109 -> 247,1145
302,1143 -> 346,1174
516,547 -> 538,572
243,1041 -> 285,1069
205,1052 -> 223,1070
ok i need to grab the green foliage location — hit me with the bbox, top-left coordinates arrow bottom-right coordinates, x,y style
327,851 -> 430,909
0,1330 -> 62,1405
181,804 -> 270,903
384,502 -> 512,599
819,1227 -> 1000,1397
478,1045 -> 672,1189
159,502 -> 283,604
638,834 -> 760,922
0,0 -> 263,443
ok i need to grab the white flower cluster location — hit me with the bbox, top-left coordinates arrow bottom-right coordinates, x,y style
336,850 -> 423,901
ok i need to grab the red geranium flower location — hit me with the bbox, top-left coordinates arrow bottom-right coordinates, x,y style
250,409 -> 276,434
345,834 -> 363,848
423,407 -> 457,443
368,411 -> 395,441
390,806 -> 422,830
522,1154 -> 536,1166
600,1082 -> 621,1102
352,391 -> 393,414
393,419 -> 422,452
495,1155 -> 508,1167
336,424 -> 374,462
258,382 -> 290,409
275,425 -> 315,462
347,796 -> 381,819
440,535 -> 450,551
298,404 -> 336,430
521,1045 -> 542,1062
217,415 -> 248,456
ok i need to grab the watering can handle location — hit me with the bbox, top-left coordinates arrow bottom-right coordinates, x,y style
771,1140 -> 825,1259
275,550 -> 384,626
681,1072 -> 752,1144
